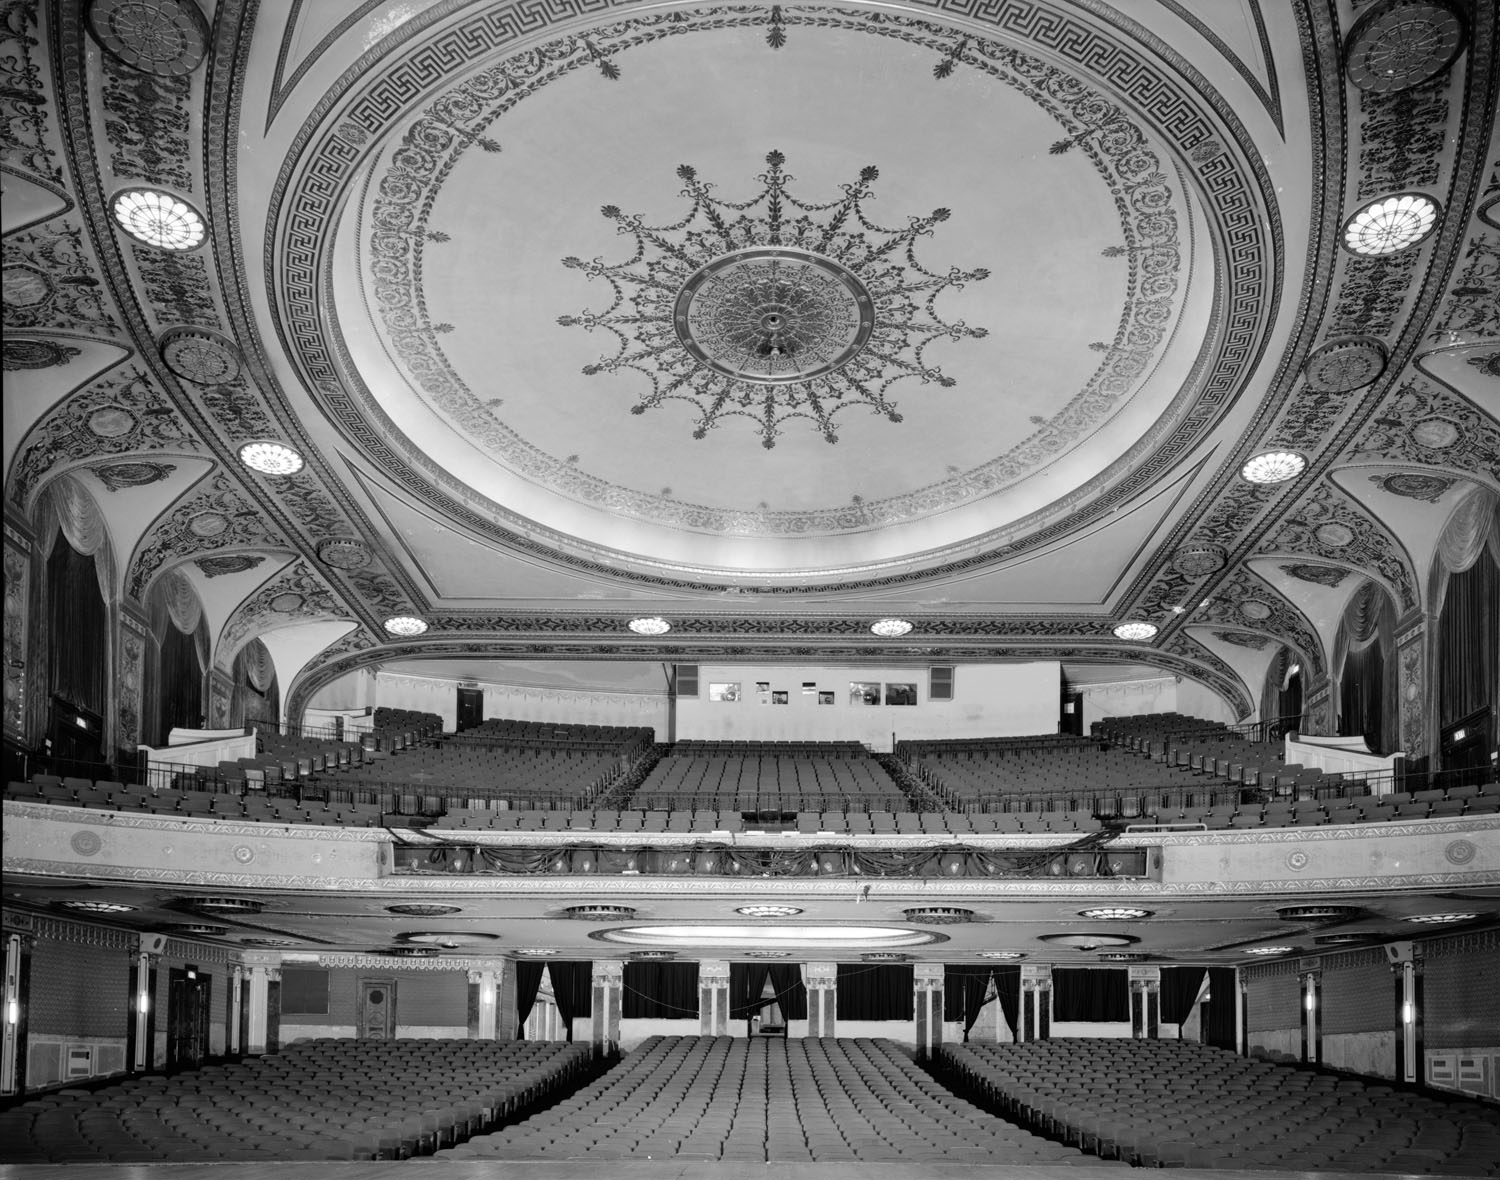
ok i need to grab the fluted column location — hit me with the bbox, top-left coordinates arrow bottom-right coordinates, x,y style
913,963 -> 944,1059
592,960 -> 622,1054
803,962 -> 837,1037
699,960 -> 729,1035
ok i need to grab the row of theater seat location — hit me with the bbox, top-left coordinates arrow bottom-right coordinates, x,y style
0,1040 -> 590,1164
940,1038 -> 1500,1174
444,1036 -> 1105,1164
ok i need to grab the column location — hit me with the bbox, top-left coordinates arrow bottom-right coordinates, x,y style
242,954 -> 281,1055
227,964 -> 243,1056
1020,964 -> 1051,1042
468,966 -> 501,1040
591,960 -> 622,1055
699,960 -> 729,1036
1129,966 -> 1161,1039
1299,966 -> 1322,1065
1,932 -> 27,1095
129,945 -> 156,1073
1389,941 -> 1421,1083
913,963 -> 944,1059
803,963 -> 837,1037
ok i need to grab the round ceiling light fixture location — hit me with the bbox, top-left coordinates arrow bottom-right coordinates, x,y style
743,950 -> 793,958
1344,1 -> 1466,93
862,952 -> 913,962
628,950 -> 677,960
189,896 -> 264,914
1112,622 -> 1158,641
1314,933 -> 1375,945
565,904 -> 638,921
1404,912 -> 1478,925
736,905 -> 803,918
628,617 -> 671,636
977,950 -> 1027,960
517,948 -> 559,956
1276,904 -> 1363,923
239,937 -> 294,947
386,904 -> 463,917
1342,193 -> 1440,256
1241,450 -> 1307,484
111,187 -> 206,250
62,899 -> 136,913
594,924 -> 937,949
170,923 -> 229,937
1078,907 -> 1153,920
400,931 -> 500,947
238,441 -> 305,476
1097,952 -> 1153,962
383,616 -> 429,637
870,618 -> 914,638
1039,933 -> 1136,950
1244,945 -> 1296,956
386,945 -> 438,957
903,907 -> 976,925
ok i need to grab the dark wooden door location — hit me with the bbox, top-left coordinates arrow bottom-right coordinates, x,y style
358,978 -> 396,1039
456,687 -> 484,732
167,968 -> 209,1070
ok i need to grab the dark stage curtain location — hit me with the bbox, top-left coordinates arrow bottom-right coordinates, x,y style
835,964 -> 913,1021
942,965 -> 1018,1036
1159,966 -> 1207,1025
730,962 -> 806,1021
46,540 -> 108,720
155,623 -> 204,745
548,961 -> 592,1034
1334,581 -> 1399,756
994,966 -> 1020,1037
623,961 -> 700,1019
513,959 -> 546,1036
229,638 -> 280,731
1260,647 -> 1304,737
1200,967 -> 1238,1051
1051,968 -> 1129,1022
1437,547 -> 1498,729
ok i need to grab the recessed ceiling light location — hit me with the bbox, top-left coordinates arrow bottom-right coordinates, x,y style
1244,945 -> 1296,955
628,617 -> 670,636
386,904 -> 462,916
238,441 -> 305,475
595,924 -> 935,949
189,897 -> 264,914
743,950 -> 792,958
736,905 -> 803,918
903,907 -> 976,925
1079,907 -> 1153,920
1342,192 -> 1439,256
1098,952 -> 1153,962
1113,622 -> 1157,641
1038,933 -> 1136,949
517,948 -> 559,956
1241,450 -> 1306,484
1277,904 -> 1362,922
565,904 -> 637,921
111,187 -> 206,250
383,616 -> 428,636
62,900 -> 136,913
977,950 -> 1026,960
1404,913 -> 1477,924
870,618 -> 913,637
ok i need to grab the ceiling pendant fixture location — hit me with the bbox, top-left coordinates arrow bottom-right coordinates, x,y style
1113,622 -> 1157,641
111,187 -> 207,250
870,618 -> 914,638
1078,907 -> 1153,920
238,441 -> 305,475
62,899 -> 136,913
386,904 -> 463,916
902,907 -> 975,925
1039,932 -> 1137,950
383,616 -> 428,636
736,905 -> 803,918
565,904 -> 637,921
1342,193 -> 1440,256
189,897 -> 264,914
559,151 -> 989,449
627,617 -> 671,636
1276,904 -> 1362,923
1240,450 -> 1306,484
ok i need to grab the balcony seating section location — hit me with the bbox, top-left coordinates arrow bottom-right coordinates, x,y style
445,1036 -> 1099,1164
940,1038 -> 1500,1174
634,745 -> 902,812
0,1039 -> 591,1164
457,717 -> 654,754
1092,713 -> 1306,792
370,708 -> 445,747
345,743 -> 625,800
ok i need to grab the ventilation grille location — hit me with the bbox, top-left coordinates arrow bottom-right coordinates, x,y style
676,664 -> 699,698
929,666 -> 954,701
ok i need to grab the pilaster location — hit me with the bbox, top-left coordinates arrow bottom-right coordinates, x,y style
699,959 -> 729,1036
803,962 -> 837,1037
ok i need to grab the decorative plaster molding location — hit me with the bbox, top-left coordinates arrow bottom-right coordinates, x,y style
317,953 -> 503,971
592,960 -> 624,985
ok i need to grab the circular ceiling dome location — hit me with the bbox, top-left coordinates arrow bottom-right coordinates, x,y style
286,1 -> 1272,586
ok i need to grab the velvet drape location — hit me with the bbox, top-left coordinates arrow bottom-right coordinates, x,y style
835,964 -> 913,1021
1051,968 -> 1129,1022
1159,966 -> 1207,1025
513,960 -> 547,1037
155,622 -> 204,746
229,638 -> 280,730
547,961 -> 593,1033
1200,967 -> 1238,1050
1437,546 -> 1498,729
622,961 -> 700,1019
1333,581 -> 1399,755
729,962 -> 807,1021
940,965 -> 1019,1036
45,539 -> 108,721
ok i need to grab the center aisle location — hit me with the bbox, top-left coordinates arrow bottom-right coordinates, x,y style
442,1037 -> 1107,1164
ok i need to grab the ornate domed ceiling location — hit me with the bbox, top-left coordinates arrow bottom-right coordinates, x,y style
2,0 -> 1496,727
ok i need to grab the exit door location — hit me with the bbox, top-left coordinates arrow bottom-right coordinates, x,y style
359,979 -> 396,1039
456,687 -> 484,733
167,967 -> 210,1071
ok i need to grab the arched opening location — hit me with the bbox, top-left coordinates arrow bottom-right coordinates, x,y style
1332,580 -> 1399,756
228,638 -> 280,732
1430,490 -> 1500,776
142,572 -> 210,747
1259,647 -> 1304,740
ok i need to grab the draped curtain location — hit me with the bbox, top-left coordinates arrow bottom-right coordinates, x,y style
1051,968 -> 1129,1022
229,638 -> 280,731
622,962 -> 700,1019
547,961 -> 593,1035
45,539 -> 109,721
729,962 -> 807,1021
1200,967 -> 1238,1050
1333,580 -> 1399,755
942,965 -> 1020,1037
1431,491 -> 1500,738
1159,966 -> 1207,1025
835,964 -> 913,1021
513,960 -> 547,1036
146,571 -> 209,746
1259,647 -> 1303,736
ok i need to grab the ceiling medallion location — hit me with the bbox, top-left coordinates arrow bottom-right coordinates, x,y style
1313,933 -> 1375,946
1078,907 -> 1153,920
188,896 -> 264,914
318,539 -> 373,570
386,904 -> 462,917
903,907 -> 976,925
977,951 -> 1026,960
1113,622 -> 1157,641
401,931 -> 500,947
111,187 -> 207,251
743,950 -> 793,958
628,617 -> 671,636
1373,472 -> 1454,502
1243,946 -> 1295,956
870,618 -> 914,638
1038,933 -> 1136,950
170,923 -> 229,937
565,904 -> 637,921
1172,544 -> 1227,577
560,151 -> 989,449
1404,912 -> 1477,924
158,327 -> 242,384
3,339 -> 81,370
1276,904 -> 1362,922
62,899 -> 135,913
1342,193 -> 1439,256
383,616 -> 428,637
1241,450 -> 1306,484
1344,0 -> 1466,93
238,441 -> 305,476
1302,336 -> 1388,392
736,905 -> 803,918
87,0 -> 210,76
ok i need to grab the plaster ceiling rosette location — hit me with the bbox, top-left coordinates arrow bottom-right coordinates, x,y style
280,1 -> 1276,588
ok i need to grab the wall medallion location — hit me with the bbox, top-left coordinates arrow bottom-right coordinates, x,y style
1173,544 -> 1228,577
1285,849 -> 1309,871
188,511 -> 229,537
70,831 -> 102,856
87,405 -> 138,438
87,0 -> 210,77
1371,471 -> 1454,502
1444,839 -> 1475,865
1466,352 -> 1500,378
317,538 -> 373,571
1280,563 -> 1350,587
195,554 -> 264,578
1212,631 -> 1271,650
1344,0 -> 1466,93
559,151 -> 989,448
1301,335 -> 1388,392
1409,417 -> 1460,449
1239,600 -> 1273,621
270,592 -> 304,613
93,461 -> 176,492
159,327 -> 242,384
3,339 -> 81,370
1314,522 -> 1356,548
1,264 -> 55,309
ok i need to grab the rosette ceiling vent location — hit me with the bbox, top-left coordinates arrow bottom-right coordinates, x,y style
1039,933 -> 1137,950
565,904 -> 637,921
62,900 -> 135,914
401,931 -> 500,948
1276,904 -> 1362,923
188,897 -> 264,914
1405,912 -> 1478,924
903,907 -> 976,925
871,618 -> 914,638
977,951 -> 1027,960
736,905 -> 803,918
238,441 -> 305,475
386,904 -> 463,917
170,923 -> 229,937
1113,622 -> 1158,641
111,187 -> 206,250
627,617 -> 670,636
383,616 -> 428,637
1079,907 -> 1153,920
1241,450 -> 1306,484
1244,945 -> 1296,956
1342,192 -> 1440,255
594,925 -> 939,950
517,948 -> 559,956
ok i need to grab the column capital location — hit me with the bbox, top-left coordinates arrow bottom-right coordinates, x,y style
803,962 -> 837,989
698,959 -> 730,987
592,959 -> 624,986
914,962 -> 944,991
